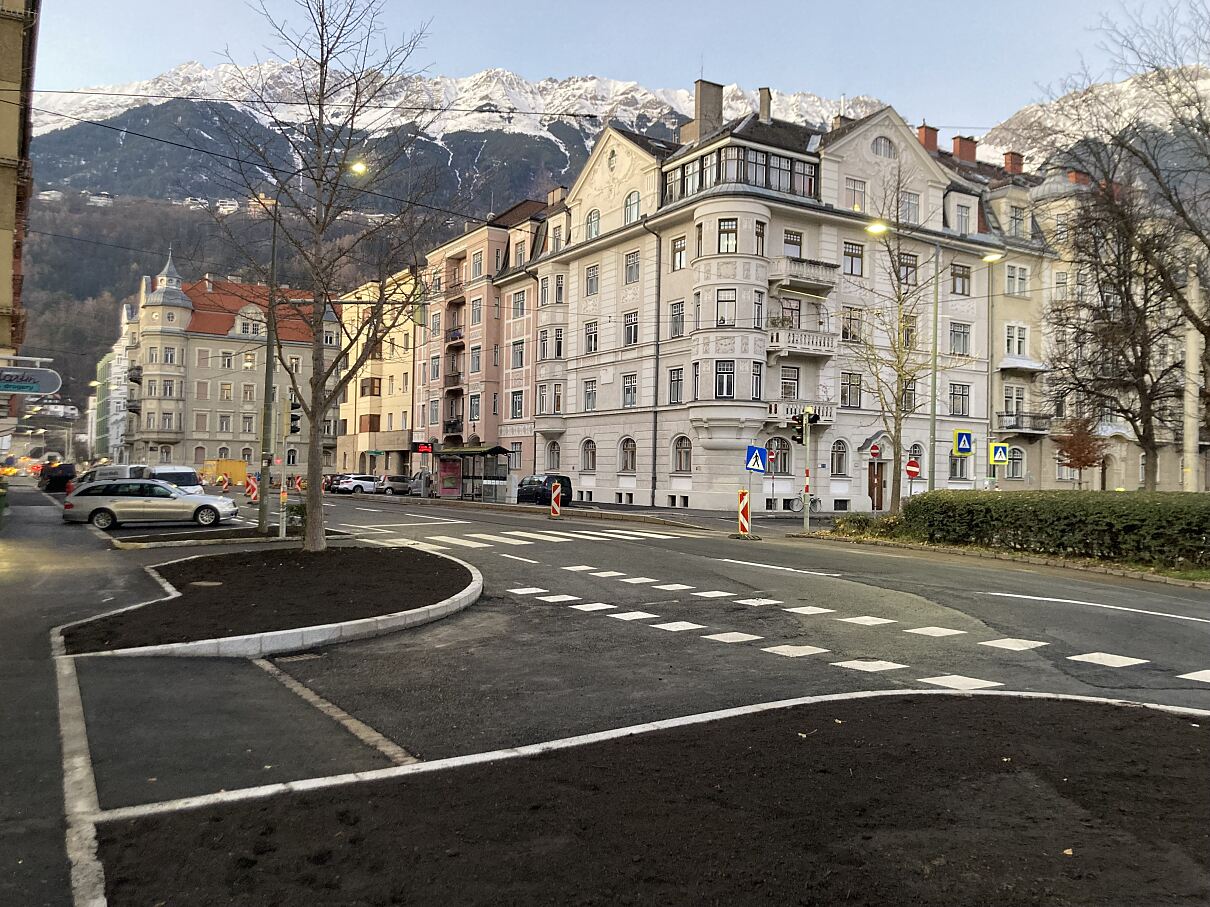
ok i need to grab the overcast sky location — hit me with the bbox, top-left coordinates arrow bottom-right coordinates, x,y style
37,0 -> 1128,131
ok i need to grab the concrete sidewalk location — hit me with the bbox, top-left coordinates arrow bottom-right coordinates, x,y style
0,480 -> 160,906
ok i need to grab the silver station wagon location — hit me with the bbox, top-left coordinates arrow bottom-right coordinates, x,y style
62,478 -> 239,529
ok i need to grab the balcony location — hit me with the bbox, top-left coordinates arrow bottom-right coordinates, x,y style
766,328 -> 837,358
445,326 -> 466,346
443,372 -> 463,390
997,355 -> 1048,374
996,411 -> 1051,434
767,400 -> 836,424
534,414 -> 566,437
444,280 -> 465,302
443,418 -> 464,435
768,257 -> 839,292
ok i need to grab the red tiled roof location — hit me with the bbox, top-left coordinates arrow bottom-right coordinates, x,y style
182,279 -> 334,342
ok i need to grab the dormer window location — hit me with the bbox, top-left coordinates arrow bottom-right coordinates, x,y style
872,136 -> 897,158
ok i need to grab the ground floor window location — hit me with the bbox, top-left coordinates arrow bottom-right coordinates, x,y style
1006,447 -> 1024,479
830,440 -> 849,475
949,455 -> 969,480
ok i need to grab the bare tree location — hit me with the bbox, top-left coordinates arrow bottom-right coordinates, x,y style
206,0 -> 444,550
1044,156 -> 1186,490
1053,414 -> 1110,490
842,164 -> 948,513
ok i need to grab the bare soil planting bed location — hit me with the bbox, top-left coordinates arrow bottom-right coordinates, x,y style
97,696 -> 1209,906
63,547 -> 470,654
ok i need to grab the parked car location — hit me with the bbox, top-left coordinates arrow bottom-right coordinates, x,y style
516,474 -> 573,506
335,474 -> 379,494
62,478 -> 238,529
376,474 -> 411,495
321,473 -> 347,492
408,470 -> 437,497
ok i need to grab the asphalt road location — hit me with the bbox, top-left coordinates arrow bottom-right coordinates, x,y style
7,485 -> 1210,904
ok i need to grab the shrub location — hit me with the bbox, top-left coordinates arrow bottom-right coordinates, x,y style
833,513 -> 873,537
898,491 -> 1210,567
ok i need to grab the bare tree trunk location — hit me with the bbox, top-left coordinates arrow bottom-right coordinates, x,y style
889,423 -> 904,514
304,413 -> 325,550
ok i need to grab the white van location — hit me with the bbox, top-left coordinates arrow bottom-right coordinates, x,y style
149,465 -> 205,494
75,464 -> 204,495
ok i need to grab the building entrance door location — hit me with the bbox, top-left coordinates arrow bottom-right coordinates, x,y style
867,461 -> 886,511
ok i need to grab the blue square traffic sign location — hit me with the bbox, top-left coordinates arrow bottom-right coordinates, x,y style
745,445 -> 768,473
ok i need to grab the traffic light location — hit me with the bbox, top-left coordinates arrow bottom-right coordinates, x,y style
805,407 -> 821,426
288,400 -> 302,435
791,413 -> 805,445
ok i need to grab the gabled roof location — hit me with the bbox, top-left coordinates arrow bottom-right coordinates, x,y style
668,113 -> 825,163
488,199 -> 548,228
182,280 -> 324,343
817,107 -> 891,148
609,124 -> 682,161
932,149 -> 1043,190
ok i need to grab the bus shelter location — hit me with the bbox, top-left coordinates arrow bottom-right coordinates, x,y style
436,445 -> 509,502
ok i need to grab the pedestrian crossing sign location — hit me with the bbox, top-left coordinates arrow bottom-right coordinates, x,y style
952,430 -> 974,457
745,445 -> 768,473
989,442 -> 1009,465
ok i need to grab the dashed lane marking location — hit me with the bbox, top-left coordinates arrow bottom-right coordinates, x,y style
691,590 -> 735,599
651,621 -> 708,632
979,638 -> 1049,651
977,592 -> 1210,625
736,598 -> 782,607
618,576 -> 659,584
591,571 -> 626,578
499,553 -> 539,564
918,675 -> 1003,691
832,659 -> 909,672
506,531 -> 572,542
356,507 -> 383,512
537,594 -> 582,603
654,583 -> 695,591
763,644 -> 829,657
507,587 -> 548,595
703,632 -> 763,643
783,606 -> 835,615
836,616 -> 897,626
609,611 -> 660,621
905,626 -> 967,637
561,565 -> 598,572
1068,652 -> 1150,668
1177,669 -> 1210,683
570,603 -> 615,612
719,557 -> 841,578
369,538 -> 449,551
425,535 -> 492,548
464,533 -> 533,545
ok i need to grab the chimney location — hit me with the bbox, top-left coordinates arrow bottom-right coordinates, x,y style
952,135 -> 978,163
546,185 -> 568,206
1067,169 -> 1092,186
203,273 -> 213,293
1003,151 -> 1023,175
758,87 -> 772,124
917,122 -> 938,153
678,79 -> 725,144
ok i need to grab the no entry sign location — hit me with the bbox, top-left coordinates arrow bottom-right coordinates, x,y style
905,459 -> 921,478
869,443 -> 881,459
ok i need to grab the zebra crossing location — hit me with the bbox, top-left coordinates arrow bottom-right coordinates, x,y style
367,526 -> 707,552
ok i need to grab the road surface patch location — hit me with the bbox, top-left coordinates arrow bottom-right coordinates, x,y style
918,675 -> 1003,691
702,632 -> 763,643
763,644 -> 829,657
536,594 -> 581,603
736,598 -> 781,606
784,606 -> 834,615
979,638 -> 1049,651
651,621 -> 708,632
836,616 -> 897,626
831,659 -> 908,672
609,611 -> 660,621
507,587 -> 547,595
905,626 -> 967,637
1068,652 -> 1150,668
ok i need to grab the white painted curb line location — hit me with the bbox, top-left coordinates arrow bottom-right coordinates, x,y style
92,688 -> 1210,824
60,548 -> 483,659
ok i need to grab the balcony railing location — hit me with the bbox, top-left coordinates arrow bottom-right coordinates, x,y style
768,257 -> 839,290
445,326 -> 465,345
996,411 -> 1051,434
767,400 -> 836,424
766,328 -> 837,357
443,418 -> 464,434
444,280 -> 465,301
443,371 -> 463,389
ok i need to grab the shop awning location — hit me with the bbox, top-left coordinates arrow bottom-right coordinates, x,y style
436,445 -> 509,457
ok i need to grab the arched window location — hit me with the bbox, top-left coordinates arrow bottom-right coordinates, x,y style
872,136 -> 897,158
286,447 -> 298,466
1007,447 -> 1025,480
585,209 -> 601,240
241,447 -> 253,463
193,445 -> 206,465
218,446 -> 230,459
581,439 -> 597,471
766,437 -> 791,475
908,442 -> 925,474
546,441 -> 561,471
673,436 -> 692,473
830,440 -> 849,475
158,445 -> 172,463
619,437 -> 637,473
623,191 -> 641,224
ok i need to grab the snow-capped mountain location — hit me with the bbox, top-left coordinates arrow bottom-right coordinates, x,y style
33,60 -> 884,141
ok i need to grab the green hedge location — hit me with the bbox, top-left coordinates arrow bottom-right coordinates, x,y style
898,491 -> 1210,568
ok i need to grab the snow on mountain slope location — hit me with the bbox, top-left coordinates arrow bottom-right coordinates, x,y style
33,61 -> 884,141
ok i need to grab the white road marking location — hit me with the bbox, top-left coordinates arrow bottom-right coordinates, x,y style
591,571 -> 626,578
831,659 -> 908,672
337,523 -> 393,534
465,533 -> 532,546
979,638 -> 1049,651
691,590 -> 735,599
654,583 -> 695,591
619,576 -> 659,584
595,531 -> 653,539
837,616 -> 897,626
609,611 -> 660,621
736,598 -> 782,607
561,565 -> 599,572
720,558 -> 840,577
620,530 -> 678,539
356,508 -> 383,512
977,591 -> 1210,625
498,553 -> 539,564
370,538 -> 449,552
918,675 -> 1003,691
507,587 -> 548,595
537,594 -> 582,603
1068,652 -> 1150,668
373,519 -> 468,527
570,603 -> 615,612
1177,669 -> 1210,683
905,626 -> 967,637
652,621 -> 708,632
547,530 -> 617,540
763,644 -> 829,657
703,631 -> 763,643
506,531 -> 572,542
425,535 -> 492,548
783,606 -> 835,615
